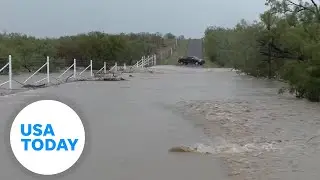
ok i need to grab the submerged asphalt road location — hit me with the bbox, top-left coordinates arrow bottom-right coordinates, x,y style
0,40 -> 231,180
186,39 -> 203,59
0,69 -> 231,180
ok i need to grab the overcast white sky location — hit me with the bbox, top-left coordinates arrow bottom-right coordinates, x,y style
0,0 -> 266,38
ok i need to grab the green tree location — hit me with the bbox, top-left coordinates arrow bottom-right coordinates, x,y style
204,0 -> 320,101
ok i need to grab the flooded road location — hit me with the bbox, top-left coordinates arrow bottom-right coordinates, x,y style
0,65 -> 319,180
0,66 -> 231,180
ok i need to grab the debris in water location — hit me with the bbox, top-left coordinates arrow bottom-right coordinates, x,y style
93,73 -> 127,81
228,171 -> 241,176
102,77 -> 126,81
169,146 -> 197,153
168,144 -> 212,154
22,84 -> 46,89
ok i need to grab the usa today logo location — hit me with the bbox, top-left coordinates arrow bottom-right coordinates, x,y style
10,100 -> 86,175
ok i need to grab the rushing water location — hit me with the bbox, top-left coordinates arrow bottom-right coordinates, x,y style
0,66 -> 319,180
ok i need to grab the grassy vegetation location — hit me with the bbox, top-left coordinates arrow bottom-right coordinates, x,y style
203,0 -> 320,102
203,56 -> 219,68
161,40 -> 189,65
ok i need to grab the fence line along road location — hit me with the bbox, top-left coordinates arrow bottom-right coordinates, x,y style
0,44 -> 177,90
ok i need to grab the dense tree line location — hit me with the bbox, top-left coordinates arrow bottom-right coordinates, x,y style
0,31 -> 177,73
204,0 -> 320,102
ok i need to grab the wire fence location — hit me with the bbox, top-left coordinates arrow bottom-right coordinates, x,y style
0,42 -> 178,95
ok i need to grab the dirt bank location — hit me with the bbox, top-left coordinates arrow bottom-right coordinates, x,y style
176,98 -> 320,180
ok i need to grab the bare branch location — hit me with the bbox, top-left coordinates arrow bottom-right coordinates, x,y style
310,0 -> 318,9
310,0 -> 320,14
286,0 -> 316,13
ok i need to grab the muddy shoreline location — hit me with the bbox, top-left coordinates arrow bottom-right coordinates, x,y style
176,97 -> 320,180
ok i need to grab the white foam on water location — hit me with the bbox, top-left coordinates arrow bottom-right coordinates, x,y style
182,141 -> 281,155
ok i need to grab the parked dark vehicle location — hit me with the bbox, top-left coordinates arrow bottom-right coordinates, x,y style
178,56 -> 205,65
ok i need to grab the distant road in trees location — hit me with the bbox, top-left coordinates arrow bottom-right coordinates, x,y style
186,39 -> 203,59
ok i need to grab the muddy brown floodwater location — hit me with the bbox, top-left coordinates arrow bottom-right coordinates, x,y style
0,65 -> 319,180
